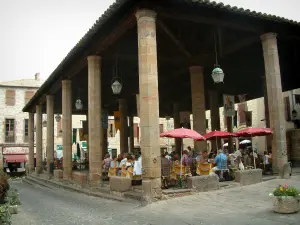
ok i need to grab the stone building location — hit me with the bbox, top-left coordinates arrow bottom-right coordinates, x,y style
0,73 -> 86,169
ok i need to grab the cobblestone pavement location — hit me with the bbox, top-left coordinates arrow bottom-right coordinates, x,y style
12,176 -> 300,225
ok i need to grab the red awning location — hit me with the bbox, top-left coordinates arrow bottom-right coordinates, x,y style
4,155 -> 27,163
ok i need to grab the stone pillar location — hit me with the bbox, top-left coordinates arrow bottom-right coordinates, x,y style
226,116 -> 234,153
261,33 -> 288,175
263,76 -> 272,150
62,80 -> 72,180
189,66 -> 206,152
173,103 -> 181,154
136,9 -> 162,200
28,112 -> 35,173
35,104 -> 43,174
129,116 -> 134,153
209,90 -> 221,150
46,95 -> 54,177
119,99 -> 129,154
87,55 -> 103,183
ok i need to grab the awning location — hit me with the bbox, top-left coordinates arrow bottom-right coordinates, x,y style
4,155 -> 27,163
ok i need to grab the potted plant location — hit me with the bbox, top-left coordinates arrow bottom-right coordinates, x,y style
269,184 -> 300,214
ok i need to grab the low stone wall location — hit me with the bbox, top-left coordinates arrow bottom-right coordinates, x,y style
235,169 -> 262,186
72,171 -> 88,185
53,169 -> 63,179
187,174 -> 219,192
109,177 -> 132,192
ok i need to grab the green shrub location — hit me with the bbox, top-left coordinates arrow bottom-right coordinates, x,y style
0,204 -> 11,225
0,172 -> 9,204
6,188 -> 21,206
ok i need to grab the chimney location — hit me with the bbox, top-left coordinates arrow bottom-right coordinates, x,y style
35,73 -> 40,81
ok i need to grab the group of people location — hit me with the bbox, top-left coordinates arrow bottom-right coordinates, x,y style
102,153 -> 142,180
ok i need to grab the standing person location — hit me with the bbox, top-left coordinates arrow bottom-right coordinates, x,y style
263,151 -> 271,174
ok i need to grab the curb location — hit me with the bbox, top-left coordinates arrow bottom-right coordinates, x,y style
25,175 -> 140,204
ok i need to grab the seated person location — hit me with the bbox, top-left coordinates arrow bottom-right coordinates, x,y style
212,149 -> 228,172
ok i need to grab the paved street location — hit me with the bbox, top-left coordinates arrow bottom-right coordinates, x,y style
12,176 -> 300,225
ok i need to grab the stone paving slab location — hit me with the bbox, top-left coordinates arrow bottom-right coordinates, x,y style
12,175 -> 300,225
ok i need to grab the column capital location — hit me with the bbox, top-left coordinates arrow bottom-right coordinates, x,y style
135,9 -> 157,21
62,79 -> 71,85
260,33 -> 277,41
87,55 -> 101,62
189,66 -> 204,73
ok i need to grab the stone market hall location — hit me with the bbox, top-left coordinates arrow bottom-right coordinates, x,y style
23,0 -> 300,200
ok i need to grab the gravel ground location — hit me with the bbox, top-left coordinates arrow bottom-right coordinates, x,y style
12,176 -> 300,225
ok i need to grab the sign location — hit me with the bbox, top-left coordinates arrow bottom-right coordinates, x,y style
81,141 -> 87,152
3,147 -> 28,154
102,110 -> 108,129
114,111 -> 120,131
223,95 -> 235,117
238,94 -> 247,103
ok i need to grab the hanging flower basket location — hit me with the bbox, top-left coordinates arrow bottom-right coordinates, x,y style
269,184 -> 300,214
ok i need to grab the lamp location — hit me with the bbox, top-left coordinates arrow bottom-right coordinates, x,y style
111,78 -> 122,95
111,54 -> 123,95
55,114 -> 61,122
42,120 -> 47,127
211,30 -> 224,83
75,99 -> 83,110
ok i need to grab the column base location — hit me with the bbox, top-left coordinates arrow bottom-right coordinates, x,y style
89,172 -> 101,185
63,169 -> 72,180
35,167 -> 43,175
142,178 -> 162,202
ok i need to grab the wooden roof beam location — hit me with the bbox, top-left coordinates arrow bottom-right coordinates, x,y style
224,36 -> 260,56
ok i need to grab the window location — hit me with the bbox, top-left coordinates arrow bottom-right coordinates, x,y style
233,111 -> 238,127
159,124 -> 164,134
284,97 -> 291,121
5,119 -> 15,143
206,119 -> 209,129
5,89 -> 16,106
295,94 -> 300,105
57,120 -> 62,137
24,90 -> 35,105
24,119 -> 29,142
245,111 -> 252,127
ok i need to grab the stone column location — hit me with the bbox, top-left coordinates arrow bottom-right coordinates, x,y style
62,80 -> 72,180
261,33 -> 288,175
209,90 -> 221,150
129,116 -> 134,153
46,95 -> 54,177
87,55 -> 103,184
263,76 -> 272,150
28,112 -> 35,174
136,9 -> 162,200
226,116 -> 234,153
35,104 -> 43,174
173,103 -> 181,154
119,99 -> 129,154
189,66 -> 206,152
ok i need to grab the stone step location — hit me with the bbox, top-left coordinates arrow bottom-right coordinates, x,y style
24,175 -> 138,203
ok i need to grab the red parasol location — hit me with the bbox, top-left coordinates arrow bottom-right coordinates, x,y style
235,127 -> 272,137
204,131 -> 236,140
160,128 -> 206,141
234,127 -> 272,169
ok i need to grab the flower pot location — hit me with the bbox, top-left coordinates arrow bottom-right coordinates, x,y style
273,196 -> 300,214
9,205 -> 18,214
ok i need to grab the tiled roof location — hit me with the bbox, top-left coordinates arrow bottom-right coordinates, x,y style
0,79 -> 43,88
23,0 -> 300,112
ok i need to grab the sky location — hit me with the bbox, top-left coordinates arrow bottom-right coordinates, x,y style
0,0 -> 299,82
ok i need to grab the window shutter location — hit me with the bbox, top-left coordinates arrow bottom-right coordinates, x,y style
57,120 -> 62,137
284,97 -> 291,121
5,89 -> 16,106
245,111 -> 252,127
238,104 -> 246,125
24,90 -> 35,105
223,115 -> 227,128
133,123 -> 138,137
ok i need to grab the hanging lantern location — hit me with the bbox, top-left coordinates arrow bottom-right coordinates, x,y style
211,66 -> 225,83
111,78 -> 122,95
55,114 -> 61,122
42,120 -> 47,127
75,99 -> 83,110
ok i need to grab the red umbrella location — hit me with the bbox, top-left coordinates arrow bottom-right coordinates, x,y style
235,127 -> 272,137
160,128 -> 206,141
204,131 -> 236,140
234,127 -> 272,169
